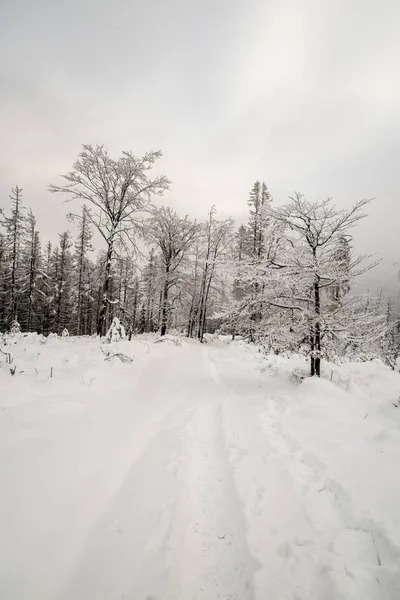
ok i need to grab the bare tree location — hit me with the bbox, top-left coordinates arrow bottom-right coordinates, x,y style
147,207 -> 200,336
49,144 -> 170,335
196,207 -> 234,342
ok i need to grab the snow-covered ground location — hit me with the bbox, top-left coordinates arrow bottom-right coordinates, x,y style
0,333 -> 400,599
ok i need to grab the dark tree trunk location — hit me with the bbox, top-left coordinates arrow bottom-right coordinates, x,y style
310,328 -> 315,376
314,279 -> 321,377
197,268 -> 208,340
10,188 -> 22,326
97,239 -> 114,336
76,258 -> 84,335
26,237 -> 35,331
160,265 -> 170,336
132,288 -> 138,333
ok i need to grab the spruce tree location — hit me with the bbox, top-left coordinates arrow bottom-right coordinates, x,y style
73,207 -> 93,335
0,186 -> 26,327
54,232 -> 73,334
20,210 -> 43,332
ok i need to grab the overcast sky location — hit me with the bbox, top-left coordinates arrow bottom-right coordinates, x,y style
1,0 -> 399,294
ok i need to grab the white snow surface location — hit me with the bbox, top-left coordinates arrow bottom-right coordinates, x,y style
0,333 -> 400,599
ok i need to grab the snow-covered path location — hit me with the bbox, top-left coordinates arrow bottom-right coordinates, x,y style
57,343 -> 256,600
1,336 -> 400,599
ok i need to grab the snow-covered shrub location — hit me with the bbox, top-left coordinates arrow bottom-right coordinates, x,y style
10,320 -> 21,335
154,335 -> 183,346
62,328 -> 69,337
290,368 -> 309,384
105,317 -> 126,342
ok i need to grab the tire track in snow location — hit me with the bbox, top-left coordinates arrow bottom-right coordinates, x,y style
57,343 -> 256,600
164,345 -> 257,599
57,398 -> 197,600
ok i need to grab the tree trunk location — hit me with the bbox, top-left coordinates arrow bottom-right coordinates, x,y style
160,265 -> 170,336
26,232 -> 36,331
187,252 -> 199,337
97,238 -> 114,336
10,189 -> 21,326
310,328 -> 315,376
76,256 -> 84,335
56,257 -> 65,335
199,249 -> 218,342
132,288 -> 138,332
314,279 -> 321,377
197,268 -> 208,340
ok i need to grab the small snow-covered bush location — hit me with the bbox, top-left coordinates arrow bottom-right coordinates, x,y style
62,328 -> 69,337
290,368 -> 309,384
105,317 -> 126,342
154,335 -> 183,347
10,320 -> 21,335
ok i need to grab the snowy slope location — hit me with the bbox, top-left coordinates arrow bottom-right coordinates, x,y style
0,334 -> 399,599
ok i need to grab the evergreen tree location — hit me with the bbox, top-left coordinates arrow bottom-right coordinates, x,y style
20,210 -> 44,332
0,186 -> 26,327
0,232 -> 7,330
54,232 -> 73,334
41,241 -> 54,334
72,206 -> 93,335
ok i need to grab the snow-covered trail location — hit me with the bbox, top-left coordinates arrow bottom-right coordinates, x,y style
58,343 -> 255,600
1,337 -> 400,599
0,340 -> 257,600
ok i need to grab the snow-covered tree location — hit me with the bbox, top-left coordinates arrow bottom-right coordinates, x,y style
246,181 -> 271,259
49,144 -> 170,335
227,193 -> 387,375
141,248 -> 160,333
71,206 -> 94,335
41,241 -> 54,335
54,231 -> 73,335
0,186 -> 26,327
0,232 -> 8,330
106,316 -> 126,342
195,208 -> 234,342
265,195 -> 381,375
147,207 -> 200,336
19,210 -> 44,332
